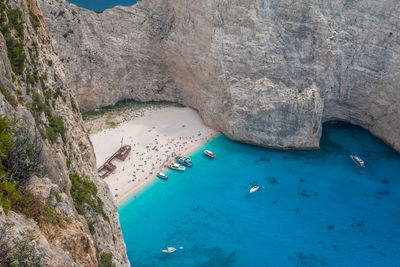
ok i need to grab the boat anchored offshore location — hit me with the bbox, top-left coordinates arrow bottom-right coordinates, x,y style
204,150 -> 216,158
157,172 -> 168,180
168,163 -> 186,171
350,154 -> 365,167
162,247 -> 176,253
176,156 -> 193,167
249,185 -> 260,193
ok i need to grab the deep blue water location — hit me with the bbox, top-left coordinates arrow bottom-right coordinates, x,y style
67,0 -> 138,11
118,122 -> 400,266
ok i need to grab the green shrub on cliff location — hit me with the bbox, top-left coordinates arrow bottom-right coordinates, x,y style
0,5 -> 26,75
30,91 -> 66,144
6,8 -> 24,39
3,123 -> 42,185
6,239 -> 41,267
0,117 -> 45,214
29,10 -> 40,31
12,191 -> 65,226
31,91 -> 51,116
0,116 -> 21,213
0,179 -> 21,213
0,116 -> 13,158
0,87 -> 18,107
69,172 -> 108,220
46,115 -> 65,144
4,32 -> 26,75
97,252 -> 115,267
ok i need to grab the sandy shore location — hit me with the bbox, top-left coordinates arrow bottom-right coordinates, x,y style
89,106 -> 218,204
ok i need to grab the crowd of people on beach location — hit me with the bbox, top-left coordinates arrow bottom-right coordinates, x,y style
108,127 -> 216,199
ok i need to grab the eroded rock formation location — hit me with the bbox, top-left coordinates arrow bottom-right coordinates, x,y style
0,0 -> 128,265
37,0 -> 399,151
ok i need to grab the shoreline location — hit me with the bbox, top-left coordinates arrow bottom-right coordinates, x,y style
88,105 -> 218,206
115,132 -> 219,205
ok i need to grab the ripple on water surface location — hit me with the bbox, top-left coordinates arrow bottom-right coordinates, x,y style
118,122 -> 400,266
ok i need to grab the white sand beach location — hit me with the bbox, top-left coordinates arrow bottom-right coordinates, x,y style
89,106 -> 218,204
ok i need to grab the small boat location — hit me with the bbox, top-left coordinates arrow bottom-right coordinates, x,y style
249,185 -> 260,193
204,150 -> 216,158
350,155 -> 365,167
168,163 -> 186,171
177,156 -> 191,162
157,172 -> 168,180
176,156 -> 193,167
162,247 -> 176,253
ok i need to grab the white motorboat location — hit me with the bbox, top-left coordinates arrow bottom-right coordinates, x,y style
176,156 -> 193,167
204,149 -> 216,158
249,185 -> 260,193
168,163 -> 186,171
350,155 -> 365,167
162,247 -> 176,253
157,172 -> 168,180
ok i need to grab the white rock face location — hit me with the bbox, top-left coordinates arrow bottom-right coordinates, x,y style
38,0 -> 400,151
0,0 -> 129,265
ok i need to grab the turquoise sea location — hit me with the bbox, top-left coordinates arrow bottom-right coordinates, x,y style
67,0 -> 138,11
119,122 -> 400,266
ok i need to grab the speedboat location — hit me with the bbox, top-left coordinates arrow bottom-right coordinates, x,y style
168,163 -> 186,171
249,185 -> 260,193
176,156 -> 193,167
350,154 -> 365,167
162,247 -> 176,253
157,172 -> 168,180
177,156 -> 191,162
204,150 -> 216,158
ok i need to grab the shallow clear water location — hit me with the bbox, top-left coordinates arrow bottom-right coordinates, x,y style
119,122 -> 400,266
67,0 -> 138,11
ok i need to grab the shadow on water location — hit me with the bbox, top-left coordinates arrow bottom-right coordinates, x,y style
320,127 -> 346,154
195,247 -> 236,267
278,121 -> 351,160
288,252 -> 331,267
255,157 -> 271,164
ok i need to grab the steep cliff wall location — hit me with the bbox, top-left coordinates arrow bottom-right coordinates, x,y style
0,0 -> 128,266
38,0 -> 399,151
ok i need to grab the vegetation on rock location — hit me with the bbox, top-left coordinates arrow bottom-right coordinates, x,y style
0,117 -> 59,228
12,191 -> 66,227
30,90 -> 66,144
29,10 -> 40,31
0,4 -> 26,75
0,87 -> 18,108
2,122 -> 42,185
0,178 -> 20,214
69,172 -> 108,221
46,114 -> 66,144
6,239 -> 41,267
97,252 -> 116,267
0,116 -> 20,213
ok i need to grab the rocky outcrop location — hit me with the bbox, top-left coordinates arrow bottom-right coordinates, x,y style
0,0 -> 128,266
37,0 -> 399,151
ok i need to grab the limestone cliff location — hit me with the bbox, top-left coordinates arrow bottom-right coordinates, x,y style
0,0 -> 128,266
38,0 -> 400,151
